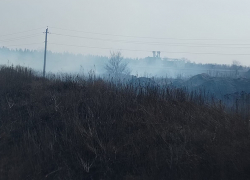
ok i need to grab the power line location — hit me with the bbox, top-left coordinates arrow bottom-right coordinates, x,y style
2,27 -> 250,57
50,26 -> 250,41
51,32 -> 177,45
49,43 -> 250,56
50,33 -> 250,47
0,27 -> 44,38
2,42 -> 44,47
0,34 -> 43,43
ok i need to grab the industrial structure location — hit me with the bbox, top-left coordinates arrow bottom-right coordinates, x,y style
152,51 -> 161,58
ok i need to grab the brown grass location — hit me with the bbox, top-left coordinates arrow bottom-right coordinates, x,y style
0,65 -> 250,180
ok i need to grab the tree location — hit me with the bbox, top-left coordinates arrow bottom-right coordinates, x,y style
231,60 -> 241,77
105,51 -> 130,75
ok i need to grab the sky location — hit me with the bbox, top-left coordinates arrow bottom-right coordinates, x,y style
1,0 -> 250,66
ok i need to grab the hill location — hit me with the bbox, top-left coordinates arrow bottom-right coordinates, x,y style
0,65 -> 250,180
169,73 -> 250,98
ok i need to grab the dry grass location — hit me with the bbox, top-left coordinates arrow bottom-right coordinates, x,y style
0,65 -> 250,180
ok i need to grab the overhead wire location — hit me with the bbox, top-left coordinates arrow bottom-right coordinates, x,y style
48,28 -> 250,55
50,26 -> 250,41
2,26 -> 250,56
50,33 -> 250,48
3,42 -> 44,47
0,27 -> 44,38
49,43 -> 250,56
0,28 -> 44,49
0,33 -> 43,43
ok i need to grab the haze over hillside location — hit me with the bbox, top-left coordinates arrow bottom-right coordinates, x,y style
1,47 -> 249,78
2,1 -> 250,179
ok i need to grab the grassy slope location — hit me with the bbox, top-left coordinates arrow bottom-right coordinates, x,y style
0,66 -> 250,180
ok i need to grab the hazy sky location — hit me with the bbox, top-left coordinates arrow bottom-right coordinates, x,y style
1,0 -> 250,66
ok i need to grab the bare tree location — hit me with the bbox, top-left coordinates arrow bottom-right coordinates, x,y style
232,60 -> 241,77
105,51 -> 130,75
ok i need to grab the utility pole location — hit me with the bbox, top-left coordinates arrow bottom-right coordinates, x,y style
43,27 -> 48,77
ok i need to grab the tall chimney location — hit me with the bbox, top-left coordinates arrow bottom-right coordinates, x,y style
152,51 -> 156,57
157,51 -> 161,58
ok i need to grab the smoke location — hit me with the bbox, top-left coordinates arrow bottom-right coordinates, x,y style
0,47 -> 108,75
0,47 -> 249,79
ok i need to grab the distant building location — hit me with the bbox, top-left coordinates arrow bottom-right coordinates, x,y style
152,51 -> 161,58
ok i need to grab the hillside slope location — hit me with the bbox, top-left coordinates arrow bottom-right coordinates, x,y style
0,66 -> 250,180
171,73 -> 250,98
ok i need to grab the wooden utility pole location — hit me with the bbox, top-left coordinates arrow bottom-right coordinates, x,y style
43,27 -> 48,77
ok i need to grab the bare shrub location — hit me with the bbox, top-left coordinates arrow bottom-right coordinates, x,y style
105,51 -> 130,76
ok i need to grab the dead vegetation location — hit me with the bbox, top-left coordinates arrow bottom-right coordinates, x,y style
0,65 -> 250,180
